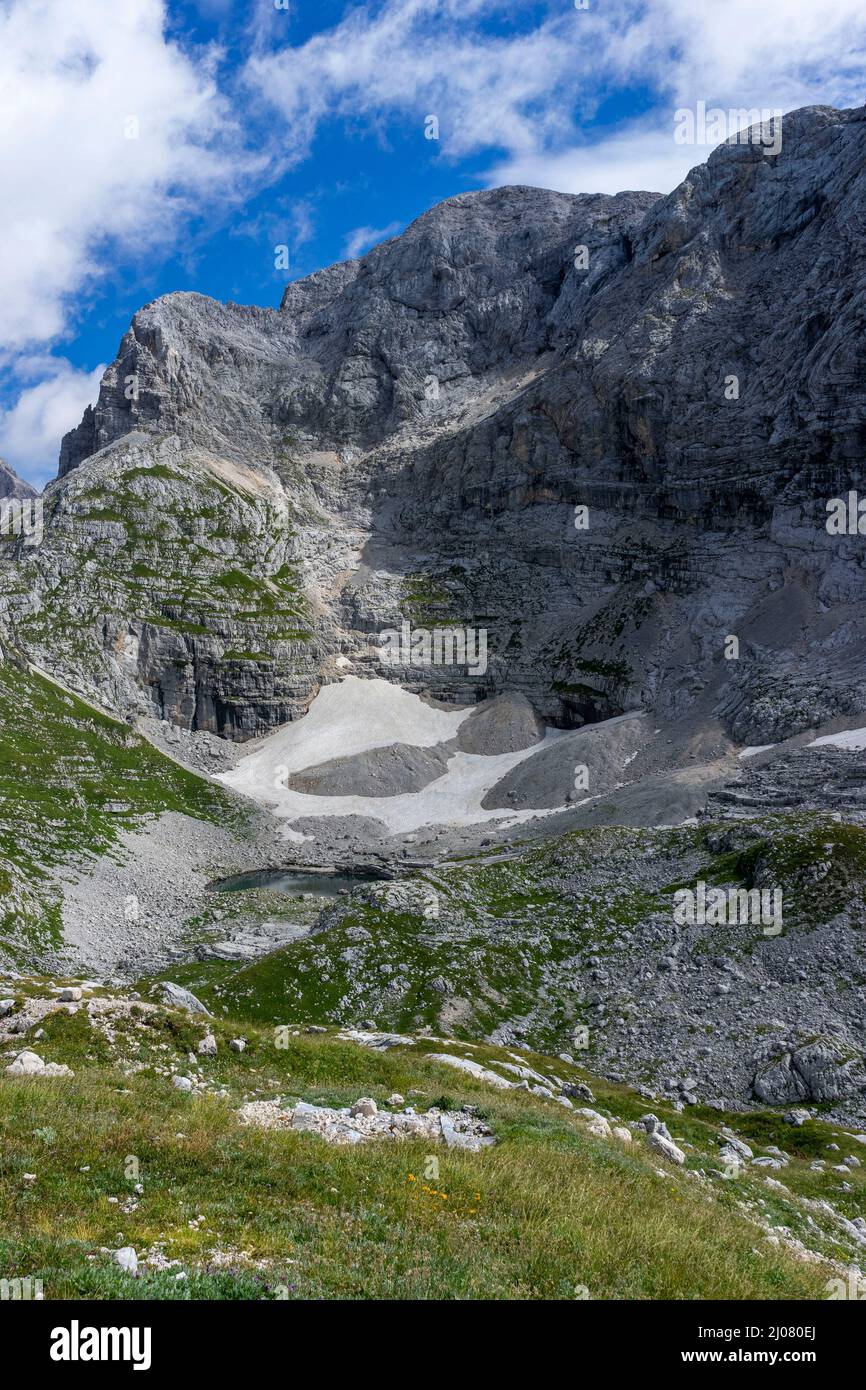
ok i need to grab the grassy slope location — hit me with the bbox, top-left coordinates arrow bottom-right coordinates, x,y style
5,452 -> 313,678
2,654 -> 864,1299
1,983 -> 858,1301
0,660 -> 249,957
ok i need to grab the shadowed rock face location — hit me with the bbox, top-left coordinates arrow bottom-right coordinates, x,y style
3,105 -> 866,739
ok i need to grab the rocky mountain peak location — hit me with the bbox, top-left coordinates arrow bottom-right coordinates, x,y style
5,101 -> 866,747
0,457 -> 37,500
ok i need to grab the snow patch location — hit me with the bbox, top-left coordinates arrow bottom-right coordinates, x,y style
808,727 -> 866,752
219,675 -> 570,834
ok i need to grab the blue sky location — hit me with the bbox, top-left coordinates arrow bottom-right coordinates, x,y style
2,0 -> 865,486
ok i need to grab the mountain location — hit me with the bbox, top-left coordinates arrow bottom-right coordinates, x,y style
0,458 -> 37,500
3,103 -> 866,1190
2,102 -> 858,752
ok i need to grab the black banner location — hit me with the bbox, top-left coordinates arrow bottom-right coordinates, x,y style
6,1297 -> 860,1375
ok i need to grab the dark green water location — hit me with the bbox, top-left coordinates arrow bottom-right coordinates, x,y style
209,869 -> 376,898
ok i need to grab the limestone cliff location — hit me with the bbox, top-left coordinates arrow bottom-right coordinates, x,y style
2,104 -> 865,741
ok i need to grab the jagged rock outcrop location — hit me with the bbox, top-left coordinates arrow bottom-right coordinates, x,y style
753,1037 -> 866,1105
0,458 -> 37,500
2,105 -> 866,740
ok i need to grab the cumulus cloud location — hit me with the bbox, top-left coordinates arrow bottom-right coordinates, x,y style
246,0 -> 866,196
632,0 -> 866,112
545,0 -> 866,194
0,0 -> 260,353
244,0 -> 594,165
0,359 -> 105,490
342,222 -> 402,259
488,126 -> 703,199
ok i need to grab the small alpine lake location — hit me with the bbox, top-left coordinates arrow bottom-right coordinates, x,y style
208,867 -> 385,898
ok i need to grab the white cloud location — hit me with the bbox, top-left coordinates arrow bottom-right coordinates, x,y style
0,359 -> 106,489
245,0 -> 866,197
0,0 -> 261,354
342,222 -> 402,259
245,0 -> 594,165
488,125 -> 703,197
491,0 -> 866,194
637,0 -> 866,112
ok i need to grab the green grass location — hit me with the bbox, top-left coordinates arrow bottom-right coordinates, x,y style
1,448 -> 313,677
0,991 -> 850,1301
0,662 -> 249,954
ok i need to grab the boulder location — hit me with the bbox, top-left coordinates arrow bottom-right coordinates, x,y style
4,1050 -> 73,1078
575,1108 -> 612,1139
638,1113 -> 671,1140
791,1039 -> 866,1102
113,1247 -> 138,1275
424,1053 -> 513,1089
648,1131 -> 686,1165
753,1039 -> 866,1104
562,1081 -> 595,1102
719,1130 -> 753,1161
349,1097 -> 378,1118
752,1052 -> 809,1104
5,1050 -> 45,1075
784,1108 -> 811,1126
160,983 -> 212,1016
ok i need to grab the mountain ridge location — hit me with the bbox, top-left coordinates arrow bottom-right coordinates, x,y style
0,457 -> 37,500
0,102 -> 854,749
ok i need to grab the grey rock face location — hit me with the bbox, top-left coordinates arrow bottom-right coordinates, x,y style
60,186 -> 652,475
0,459 -> 37,500
4,109 -> 866,743
753,1052 -> 810,1105
0,433 -> 325,737
754,1037 -> 866,1104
